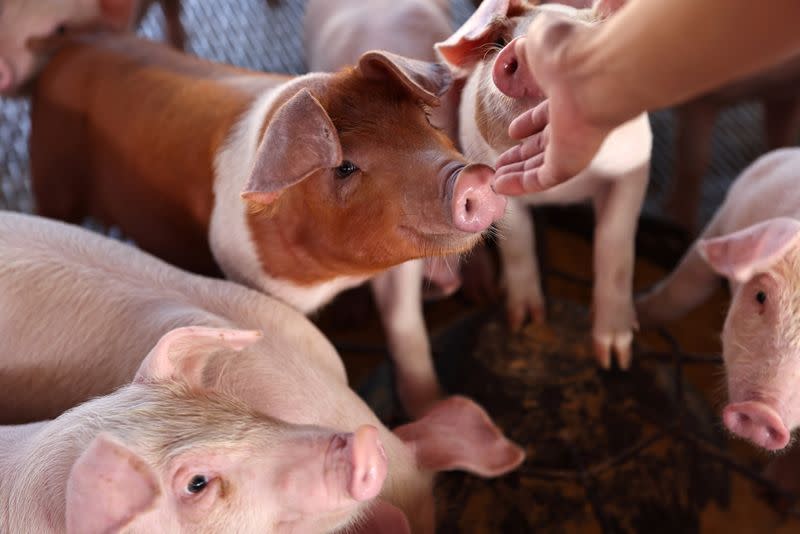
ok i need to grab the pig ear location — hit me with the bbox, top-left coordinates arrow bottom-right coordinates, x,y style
698,217 -> 800,283
393,396 -> 525,477
358,51 -> 452,106
592,0 -> 626,19
241,89 -> 342,206
99,0 -> 139,30
352,500 -> 412,534
134,326 -> 262,388
435,0 -> 520,69
66,434 -> 160,534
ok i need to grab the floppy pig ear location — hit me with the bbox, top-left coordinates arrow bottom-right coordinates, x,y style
134,326 -> 262,388
358,51 -> 452,106
435,0 -> 522,69
241,89 -> 342,206
393,396 -> 525,477
99,0 -> 139,30
66,434 -> 160,534
698,217 -> 800,283
592,0 -> 626,20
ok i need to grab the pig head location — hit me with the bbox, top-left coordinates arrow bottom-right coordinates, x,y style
0,0 -> 140,95
436,0 -> 622,155
234,50 -> 507,286
698,218 -> 800,451
53,326 -> 390,534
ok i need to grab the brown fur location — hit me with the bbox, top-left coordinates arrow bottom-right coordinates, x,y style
30,34 -> 287,275
247,70 -> 472,284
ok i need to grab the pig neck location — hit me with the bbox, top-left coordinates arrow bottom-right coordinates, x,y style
0,420 -> 83,533
210,73 -> 369,314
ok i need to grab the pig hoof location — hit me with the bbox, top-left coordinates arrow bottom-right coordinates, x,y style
592,329 -> 634,371
505,288 -> 546,331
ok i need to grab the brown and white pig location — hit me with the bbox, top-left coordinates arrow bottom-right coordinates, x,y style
0,211 -> 525,532
1,327 -> 391,533
28,33 -> 507,418
0,0 -> 185,95
435,0 -> 651,369
637,148 -> 800,452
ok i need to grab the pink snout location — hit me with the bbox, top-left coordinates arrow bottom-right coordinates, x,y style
723,401 -> 790,451
451,164 -> 507,233
492,38 -> 541,100
347,425 -> 388,502
0,57 -> 14,93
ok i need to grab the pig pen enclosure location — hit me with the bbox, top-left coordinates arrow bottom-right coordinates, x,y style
0,0 -> 798,532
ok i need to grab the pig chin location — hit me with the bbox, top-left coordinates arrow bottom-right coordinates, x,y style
399,226 -> 484,259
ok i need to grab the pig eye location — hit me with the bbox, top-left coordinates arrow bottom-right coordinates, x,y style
55,24 -> 67,36
334,161 -> 359,179
756,291 -> 767,305
186,474 -> 209,494
494,35 -> 508,48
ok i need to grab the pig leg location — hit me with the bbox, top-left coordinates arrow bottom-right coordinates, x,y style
371,260 -> 442,418
591,171 -> 648,369
159,0 -> 186,50
497,199 -> 545,329
764,97 -> 800,149
636,213 -> 724,324
29,104 -> 87,223
665,99 -> 719,234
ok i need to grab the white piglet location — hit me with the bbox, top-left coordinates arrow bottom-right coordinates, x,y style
1,327 -> 389,534
0,212 -> 524,533
638,148 -> 800,452
436,0 -> 651,369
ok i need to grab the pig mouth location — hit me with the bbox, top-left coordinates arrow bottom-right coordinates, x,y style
476,78 -> 540,152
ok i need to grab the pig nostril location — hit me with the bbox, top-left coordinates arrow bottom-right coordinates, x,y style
504,59 -> 518,75
465,198 -> 474,215
736,413 -> 750,425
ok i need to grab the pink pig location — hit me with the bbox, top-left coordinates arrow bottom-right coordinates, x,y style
0,212 -> 525,532
0,327 -> 389,533
638,148 -> 800,452
0,0 -> 184,95
435,0 -> 651,369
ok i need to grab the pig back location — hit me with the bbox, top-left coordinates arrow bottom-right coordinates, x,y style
0,212 -> 321,423
28,34 -> 287,275
713,148 -> 800,236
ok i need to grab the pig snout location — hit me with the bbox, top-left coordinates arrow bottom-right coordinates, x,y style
0,57 -> 15,93
343,425 -> 387,502
723,401 -> 790,451
492,38 -> 541,100
450,164 -> 507,233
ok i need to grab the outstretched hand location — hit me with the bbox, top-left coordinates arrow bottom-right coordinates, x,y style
492,14 -> 617,196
